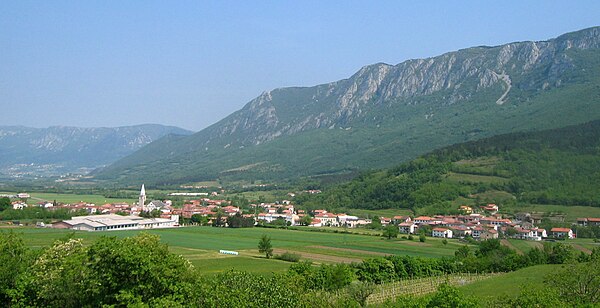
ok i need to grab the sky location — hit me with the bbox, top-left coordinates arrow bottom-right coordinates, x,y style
1,1 -> 599,131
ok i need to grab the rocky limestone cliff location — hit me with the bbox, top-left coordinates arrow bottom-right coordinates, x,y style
194,27 -> 600,147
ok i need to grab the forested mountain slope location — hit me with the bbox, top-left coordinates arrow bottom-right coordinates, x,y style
295,120 -> 600,214
95,27 -> 600,185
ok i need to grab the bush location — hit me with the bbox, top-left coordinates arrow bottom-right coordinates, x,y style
408,235 -> 414,240
419,234 -> 426,242
275,251 -> 301,262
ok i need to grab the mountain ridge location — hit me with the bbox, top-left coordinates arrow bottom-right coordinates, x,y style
95,27 -> 600,185
0,124 -> 192,177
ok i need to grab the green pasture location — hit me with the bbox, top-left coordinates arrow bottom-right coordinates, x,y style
14,192 -> 136,205
6,226 -> 469,273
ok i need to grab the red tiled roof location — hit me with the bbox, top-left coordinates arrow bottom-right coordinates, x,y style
551,228 -> 571,233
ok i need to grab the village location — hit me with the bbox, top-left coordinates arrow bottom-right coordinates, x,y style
6,186 -> 599,241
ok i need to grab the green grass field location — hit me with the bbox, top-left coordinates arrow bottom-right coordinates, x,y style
459,264 -> 561,301
5,226 -> 471,274
0,191 -> 137,205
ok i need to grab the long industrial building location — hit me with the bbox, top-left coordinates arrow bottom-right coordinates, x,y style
53,214 -> 179,231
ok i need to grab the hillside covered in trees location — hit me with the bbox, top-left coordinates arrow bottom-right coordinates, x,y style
296,120 -> 600,214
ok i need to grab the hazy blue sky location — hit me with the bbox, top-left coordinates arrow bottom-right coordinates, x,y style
1,1 -> 599,131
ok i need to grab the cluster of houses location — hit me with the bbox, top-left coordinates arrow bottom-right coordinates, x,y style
9,187 -> 599,239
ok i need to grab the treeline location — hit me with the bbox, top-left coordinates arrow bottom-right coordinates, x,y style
0,207 -> 87,221
351,239 -> 588,285
295,157 -> 467,213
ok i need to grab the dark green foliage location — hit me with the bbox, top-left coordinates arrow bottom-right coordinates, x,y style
297,119 -> 600,214
0,207 -> 88,221
383,224 -> 399,239
427,283 -> 478,308
494,287 -> 566,308
545,258 -> 600,305
9,233 -> 196,307
258,234 -> 273,259
543,242 -> 576,264
275,251 -> 301,262
0,197 -> 10,211
355,258 -> 397,283
288,261 -> 355,291
226,212 -> 255,228
0,231 -> 32,304
190,213 -> 209,225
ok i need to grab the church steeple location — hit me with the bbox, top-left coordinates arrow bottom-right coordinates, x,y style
139,184 -> 147,211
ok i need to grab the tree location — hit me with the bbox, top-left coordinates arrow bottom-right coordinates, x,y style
258,235 -> 273,259
0,197 -> 10,211
299,215 -> 313,226
427,283 -> 478,308
383,225 -> 399,239
545,257 -> 600,305
0,231 -> 31,303
419,234 -> 426,242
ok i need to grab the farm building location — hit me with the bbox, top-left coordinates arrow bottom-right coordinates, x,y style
53,214 -> 179,231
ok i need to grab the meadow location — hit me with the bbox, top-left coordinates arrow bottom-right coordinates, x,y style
1,191 -> 136,205
458,264 -> 561,302
8,226 -> 469,274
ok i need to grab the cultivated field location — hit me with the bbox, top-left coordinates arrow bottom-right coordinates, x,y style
7,226 -> 470,274
1,191 -> 136,205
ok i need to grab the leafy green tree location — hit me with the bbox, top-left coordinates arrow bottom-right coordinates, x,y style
355,258 -> 397,283
0,231 -> 31,303
427,283 -> 478,308
258,234 -> 273,259
367,216 -> 383,229
19,238 -> 90,307
299,214 -> 313,226
191,214 -> 209,225
419,234 -> 426,242
85,233 -> 196,306
501,287 -> 565,308
347,281 -> 375,307
545,257 -> 600,305
543,242 -> 575,264
383,225 -> 399,239
0,197 -> 11,211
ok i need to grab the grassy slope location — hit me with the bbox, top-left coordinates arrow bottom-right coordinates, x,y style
459,264 -> 560,300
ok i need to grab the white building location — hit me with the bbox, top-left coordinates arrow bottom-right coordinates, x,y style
432,227 -> 453,238
54,214 -> 179,231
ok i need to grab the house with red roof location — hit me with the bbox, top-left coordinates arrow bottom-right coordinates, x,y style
551,227 -> 574,239
577,217 -> 600,227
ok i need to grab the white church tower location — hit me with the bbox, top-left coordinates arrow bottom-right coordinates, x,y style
139,184 -> 147,211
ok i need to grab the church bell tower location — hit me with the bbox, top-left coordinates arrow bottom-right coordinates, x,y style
139,184 -> 147,211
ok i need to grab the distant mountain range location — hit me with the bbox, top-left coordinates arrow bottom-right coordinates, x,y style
95,27 -> 600,185
0,124 -> 192,177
